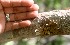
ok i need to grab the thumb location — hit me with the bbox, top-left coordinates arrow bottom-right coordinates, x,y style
0,10 -> 5,34
0,3 -> 5,34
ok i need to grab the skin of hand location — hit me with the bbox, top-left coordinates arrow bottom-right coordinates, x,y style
0,0 -> 39,34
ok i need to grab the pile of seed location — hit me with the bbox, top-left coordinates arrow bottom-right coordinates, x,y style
37,10 -> 70,36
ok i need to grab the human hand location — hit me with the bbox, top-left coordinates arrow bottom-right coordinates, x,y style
0,0 -> 39,34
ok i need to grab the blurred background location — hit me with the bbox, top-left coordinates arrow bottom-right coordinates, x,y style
35,0 -> 70,12
1,0 -> 70,45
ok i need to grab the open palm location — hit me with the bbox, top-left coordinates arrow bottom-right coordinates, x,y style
0,0 -> 39,34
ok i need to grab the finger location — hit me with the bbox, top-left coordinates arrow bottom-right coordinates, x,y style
26,11 -> 38,19
27,4 -> 39,11
4,7 -> 26,14
4,7 -> 13,14
5,20 -> 31,32
19,20 -> 31,28
0,0 -> 12,7
11,0 -> 21,7
1,0 -> 34,7
13,7 -> 26,13
9,11 -> 38,21
11,0 -> 34,7
10,13 -> 26,21
21,0 -> 34,6
4,5 -> 39,14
